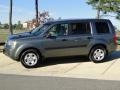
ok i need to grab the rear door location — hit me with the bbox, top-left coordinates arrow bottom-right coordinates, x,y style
66,21 -> 92,55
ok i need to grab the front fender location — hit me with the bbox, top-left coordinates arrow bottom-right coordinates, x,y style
14,44 -> 45,60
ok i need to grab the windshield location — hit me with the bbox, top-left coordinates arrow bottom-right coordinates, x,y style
31,24 -> 51,35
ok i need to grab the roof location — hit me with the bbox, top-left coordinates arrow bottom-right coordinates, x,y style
45,18 -> 110,24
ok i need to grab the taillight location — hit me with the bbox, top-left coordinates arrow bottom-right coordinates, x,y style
113,34 -> 117,45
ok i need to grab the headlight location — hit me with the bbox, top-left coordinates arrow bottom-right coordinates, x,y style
7,40 -> 17,48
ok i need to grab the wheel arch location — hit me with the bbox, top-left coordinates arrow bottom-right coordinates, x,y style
18,47 -> 43,61
89,44 -> 108,55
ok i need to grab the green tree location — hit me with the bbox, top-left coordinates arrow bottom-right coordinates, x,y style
0,22 -> 1,28
0,22 -> 1,29
13,24 -> 17,29
87,0 -> 120,19
4,24 -> 9,29
17,21 -> 23,29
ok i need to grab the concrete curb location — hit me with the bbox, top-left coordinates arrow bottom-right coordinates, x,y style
1,73 -> 120,81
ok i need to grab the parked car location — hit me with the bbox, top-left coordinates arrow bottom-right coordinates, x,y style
3,19 -> 117,68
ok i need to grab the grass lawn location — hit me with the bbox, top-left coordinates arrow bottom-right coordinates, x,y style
0,29 -> 28,42
0,34 -> 9,42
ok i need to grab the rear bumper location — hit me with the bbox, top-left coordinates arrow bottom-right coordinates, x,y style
108,44 -> 117,53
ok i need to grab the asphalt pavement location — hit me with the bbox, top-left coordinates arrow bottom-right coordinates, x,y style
0,74 -> 120,90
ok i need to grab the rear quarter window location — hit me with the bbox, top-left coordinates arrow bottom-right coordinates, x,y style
95,22 -> 110,34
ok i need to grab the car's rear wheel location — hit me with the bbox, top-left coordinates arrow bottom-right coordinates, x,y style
89,46 -> 107,63
20,49 -> 41,68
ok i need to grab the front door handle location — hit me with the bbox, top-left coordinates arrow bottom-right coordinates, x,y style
62,39 -> 68,41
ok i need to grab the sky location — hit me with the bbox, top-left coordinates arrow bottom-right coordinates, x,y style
0,0 -> 120,27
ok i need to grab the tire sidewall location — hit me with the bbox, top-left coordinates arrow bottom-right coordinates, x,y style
89,46 -> 107,63
20,49 -> 41,68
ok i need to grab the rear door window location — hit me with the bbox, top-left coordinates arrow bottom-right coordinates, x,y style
95,22 -> 110,34
69,22 -> 91,35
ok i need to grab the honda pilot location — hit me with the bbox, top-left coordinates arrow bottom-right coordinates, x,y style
3,19 -> 117,68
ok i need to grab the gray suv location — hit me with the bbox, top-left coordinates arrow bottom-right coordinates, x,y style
3,19 -> 117,68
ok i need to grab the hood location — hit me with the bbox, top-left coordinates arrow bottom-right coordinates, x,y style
8,32 -> 34,40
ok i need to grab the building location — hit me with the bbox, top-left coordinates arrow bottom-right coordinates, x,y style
23,22 -> 28,29
23,11 -> 54,29
23,19 -> 36,29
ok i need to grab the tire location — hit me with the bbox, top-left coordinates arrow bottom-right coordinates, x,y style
89,46 -> 107,63
20,49 -> 41,68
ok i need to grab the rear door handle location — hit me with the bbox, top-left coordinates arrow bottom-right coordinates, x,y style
87,37 -> 93,40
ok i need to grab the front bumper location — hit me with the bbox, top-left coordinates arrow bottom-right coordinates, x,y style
3,44 -> 18,60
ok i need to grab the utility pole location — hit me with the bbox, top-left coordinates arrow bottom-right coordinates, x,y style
9,0 -> 13,35
35,0 -> 39,27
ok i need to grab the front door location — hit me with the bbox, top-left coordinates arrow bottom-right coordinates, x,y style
42,23 -> 72,57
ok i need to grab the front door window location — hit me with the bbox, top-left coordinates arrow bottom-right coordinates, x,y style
48,24 -> 68,37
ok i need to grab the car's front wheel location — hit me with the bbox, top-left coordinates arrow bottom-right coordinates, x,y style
20,49 -> 41,68
89,46 -> 107,63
